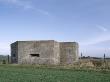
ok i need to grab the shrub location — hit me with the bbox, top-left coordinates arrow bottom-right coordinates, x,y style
2,60 -> 6,64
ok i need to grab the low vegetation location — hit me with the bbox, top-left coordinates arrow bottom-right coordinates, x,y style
0,65 -> 110,82
0,55 -> 110,82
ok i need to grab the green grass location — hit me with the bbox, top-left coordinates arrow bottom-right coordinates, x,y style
0,65 -> 110,82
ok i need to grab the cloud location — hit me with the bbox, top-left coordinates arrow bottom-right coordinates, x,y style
79,25 -> 109,46
80,32 -> 110,46
0,42 -> 10,55
0,0 -> 50,16
96,25 -> 108,32
79,25 -> 110,57
37,9 -> 50,16
0,0 -> 33,9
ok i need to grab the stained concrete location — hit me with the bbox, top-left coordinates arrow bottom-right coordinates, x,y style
11,40 -> 79,65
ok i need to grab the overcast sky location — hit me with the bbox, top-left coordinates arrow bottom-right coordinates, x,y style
0,0 -> 110,57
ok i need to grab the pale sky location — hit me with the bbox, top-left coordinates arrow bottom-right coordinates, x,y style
0,0 -> 110,57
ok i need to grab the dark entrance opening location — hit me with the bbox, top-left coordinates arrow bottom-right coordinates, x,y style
13,54 -> 16,57
30,54 -> 40,57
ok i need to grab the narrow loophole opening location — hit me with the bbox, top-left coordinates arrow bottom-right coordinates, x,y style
30,54 -> 40,57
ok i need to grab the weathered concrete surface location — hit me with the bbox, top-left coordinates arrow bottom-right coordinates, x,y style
11,42 -> 18,63
11,40 -> 79,65
60,42 -> 79,65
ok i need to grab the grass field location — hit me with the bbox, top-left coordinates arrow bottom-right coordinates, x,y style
0,65 -> 110,82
